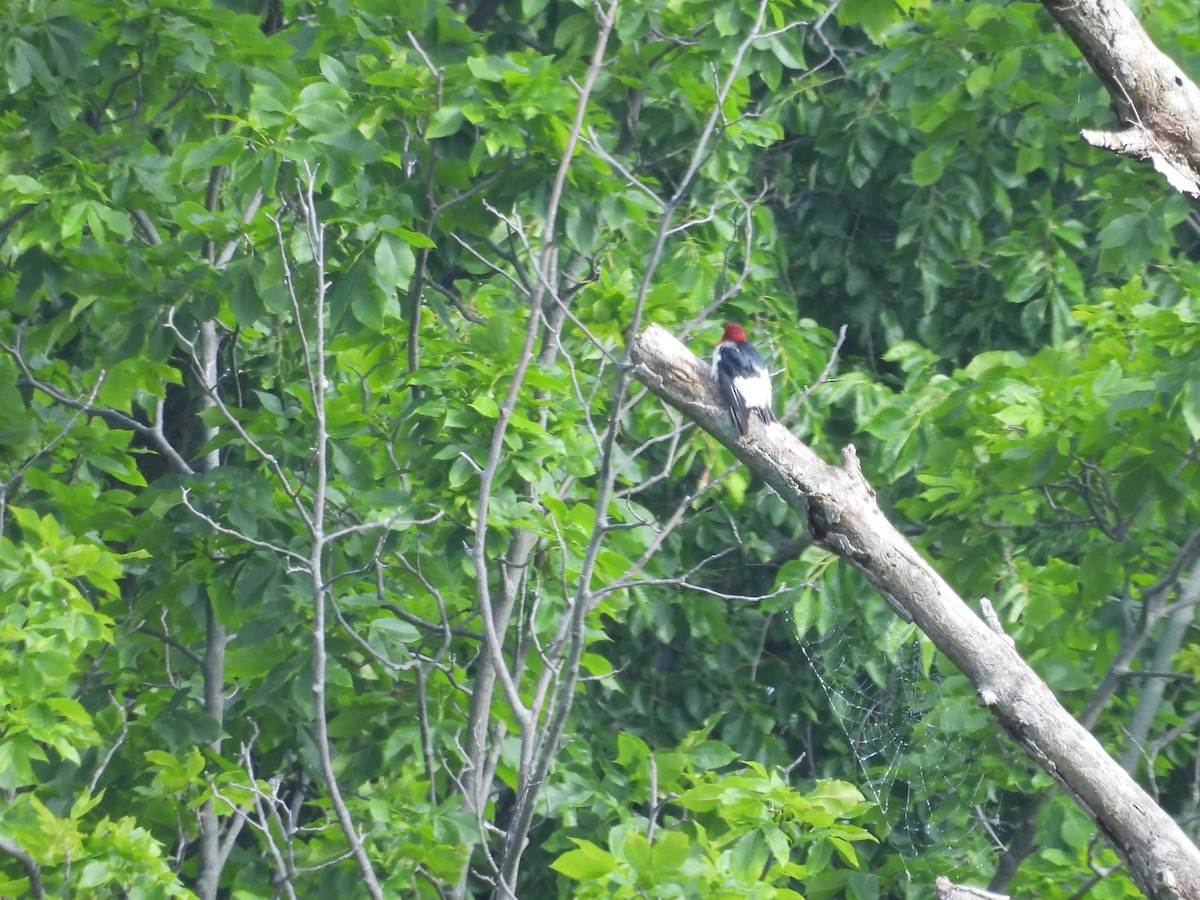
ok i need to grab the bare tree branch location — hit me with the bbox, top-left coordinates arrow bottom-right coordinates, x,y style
2,339 -> 194,477
0,371 -> 106,537
1080,521 -> 1200,729
0,837 -> 44,899
292,163 -> 386,900
180,489 -> 308,564
1120,564 -> 1200,773
457,7 -> 625,894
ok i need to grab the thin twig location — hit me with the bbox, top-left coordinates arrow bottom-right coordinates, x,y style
87,692 -> 131,795
180,489 -> 308,564
787,323 -> 849,415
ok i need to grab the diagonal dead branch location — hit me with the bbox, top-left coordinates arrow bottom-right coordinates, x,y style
629,322 -> 1200,900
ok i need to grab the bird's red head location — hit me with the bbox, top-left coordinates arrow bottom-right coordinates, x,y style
721,323 -> 748,343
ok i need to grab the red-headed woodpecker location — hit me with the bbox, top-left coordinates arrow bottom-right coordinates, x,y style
712,323 -> 775,435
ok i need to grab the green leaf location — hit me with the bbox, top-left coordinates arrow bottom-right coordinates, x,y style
651,830 -> 690,871
230,272 -> 265,324
180,136 -> 239,175
848,871 -> 881,900
729,831 -> 768,880
551,840 -> 617,880
7,39 -> 53,91
1099,213 -> 1143,249
427,106 -> 465,139
293,81 -> 349,133
2,174 -> 49,197
763,823 -> 792,868
466,56 -> 505,82
374,232 -> 416,291
318,54 -> 350,88
328,254 -> 368,332
471,395 -> 500,417
965,65 -> 992,98
911,142 -> 951,186
390,227 -> 437,249
837,0 -> 902,39
369,616 -> 420,643
1181,378 -> 1200,441
619,830 -> 652,873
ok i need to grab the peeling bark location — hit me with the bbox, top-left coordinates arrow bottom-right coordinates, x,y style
1040,0 -> 1200,196
630,323 -> 1200,900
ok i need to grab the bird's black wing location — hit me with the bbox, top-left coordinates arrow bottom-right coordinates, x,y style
716,365 -> 751,435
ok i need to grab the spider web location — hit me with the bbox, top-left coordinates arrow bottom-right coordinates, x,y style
787,580 -> 1005,893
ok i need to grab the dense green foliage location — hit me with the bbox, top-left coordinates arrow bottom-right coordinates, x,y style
1,0 -> 1198,897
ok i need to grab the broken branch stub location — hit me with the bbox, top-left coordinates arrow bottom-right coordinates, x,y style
1041,0 -> 1200,196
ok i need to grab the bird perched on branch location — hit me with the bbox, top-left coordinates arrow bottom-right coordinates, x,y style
711,323 -> 775,435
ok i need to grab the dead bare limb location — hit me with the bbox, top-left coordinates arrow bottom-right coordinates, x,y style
630,322 -> 1200,900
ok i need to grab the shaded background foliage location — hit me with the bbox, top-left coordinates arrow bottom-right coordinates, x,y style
1,0 -> 1198,897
